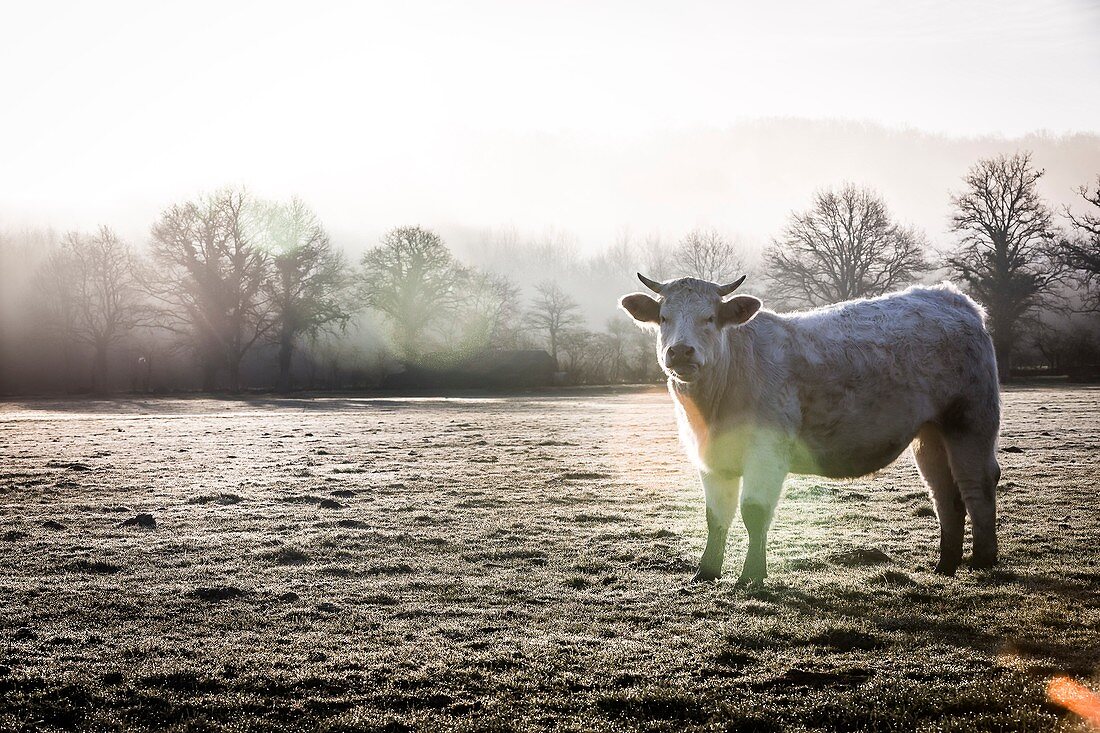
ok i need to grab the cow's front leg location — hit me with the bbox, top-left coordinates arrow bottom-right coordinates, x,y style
738,451 -> 788,585
693,470 -> 741,582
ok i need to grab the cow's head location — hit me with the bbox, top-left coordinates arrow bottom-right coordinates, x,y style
619,273 -> 761,383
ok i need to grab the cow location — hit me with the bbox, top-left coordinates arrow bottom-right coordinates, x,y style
619,274 -> 1001,584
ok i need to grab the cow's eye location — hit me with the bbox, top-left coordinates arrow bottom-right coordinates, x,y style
659,316 -> 667,324
706,316 -> 715,325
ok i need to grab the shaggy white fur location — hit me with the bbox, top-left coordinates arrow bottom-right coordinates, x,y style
620,277 -> 1001,583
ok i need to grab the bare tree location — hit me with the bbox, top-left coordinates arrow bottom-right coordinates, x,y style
607,315 -> 656,382
565,321 -> 646,385
34,240 -> 80,388
261,198 -> 352,392
764,184 -> 928,308
531,228 -> 581,271
673,227 -> 745,283
523,280 -> 582,368
946,153 -> 1062,381
1061,176 -> 1100,312
455,270 -> 522,352
589,229 -> 676,296
1029,317 -> 1100,373
359,226 -> 462,359
34,227 -> 140,392
641,232 -> 675,281
587,229 -> 636,294
557,327 -> 622,385
599,318 -> 636,383
557,328 -> 594,379
142,189 -> 272,392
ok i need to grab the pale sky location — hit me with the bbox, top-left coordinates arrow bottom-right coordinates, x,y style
2,0 -> 1099,250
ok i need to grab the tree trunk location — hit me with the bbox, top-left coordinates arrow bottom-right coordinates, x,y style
228,359 -> 242,393
276,336 -> 294,393
992,327 -> 1013,384
201,359 -> 219,392
142,356 -> 153,393
62,342 -> 74,394
93,343 -> 109,394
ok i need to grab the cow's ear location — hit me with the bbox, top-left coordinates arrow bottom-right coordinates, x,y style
718,295 -> 761,327
619,293 -> 660,324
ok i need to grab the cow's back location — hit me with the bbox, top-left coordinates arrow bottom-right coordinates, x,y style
776,284 -> 997,477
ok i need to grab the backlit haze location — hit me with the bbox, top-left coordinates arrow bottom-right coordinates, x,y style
2,0 -> 1099,255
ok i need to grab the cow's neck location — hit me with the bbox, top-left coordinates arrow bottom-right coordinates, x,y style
670,322 -> 759,426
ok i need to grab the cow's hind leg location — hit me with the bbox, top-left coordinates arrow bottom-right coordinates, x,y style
942,430 -> 1000,569
694,471 -> 740,582
914,424 -> 964,575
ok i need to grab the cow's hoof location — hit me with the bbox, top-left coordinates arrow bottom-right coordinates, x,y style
933,560 -> 959,576
968,554 -> 998,570
691,569 -> 720,584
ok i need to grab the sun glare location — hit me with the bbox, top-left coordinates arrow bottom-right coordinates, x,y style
1048,676 -> 1100,729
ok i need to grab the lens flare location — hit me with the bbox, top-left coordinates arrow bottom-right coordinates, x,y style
1048,676 -> 1100,729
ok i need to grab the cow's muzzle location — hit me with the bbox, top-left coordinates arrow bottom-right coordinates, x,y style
664,344 -> 700,381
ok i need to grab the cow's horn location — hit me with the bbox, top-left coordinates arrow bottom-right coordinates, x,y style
716,275 -> 747,296
637,273 -> 664,294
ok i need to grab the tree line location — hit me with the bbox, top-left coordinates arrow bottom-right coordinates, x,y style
3,151 -> 1099,393
760,153 -> 1100,381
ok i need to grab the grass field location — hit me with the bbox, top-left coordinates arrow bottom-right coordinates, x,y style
1,385 -> 1098,732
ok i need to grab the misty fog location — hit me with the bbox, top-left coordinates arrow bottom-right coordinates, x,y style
3,0 -> 1099,394
3,119 -> 1099,394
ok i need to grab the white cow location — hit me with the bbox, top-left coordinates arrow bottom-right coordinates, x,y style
620,274 -> 1001,583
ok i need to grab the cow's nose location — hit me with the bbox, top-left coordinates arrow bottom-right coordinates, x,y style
666,344 -> 695,363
